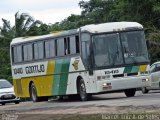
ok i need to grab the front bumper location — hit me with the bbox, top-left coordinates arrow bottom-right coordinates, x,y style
0,98 -> 20,104
96,75 -> 151,93
0,94 -> 20,104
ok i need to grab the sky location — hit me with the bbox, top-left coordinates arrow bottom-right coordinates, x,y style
0,0 -> 84,27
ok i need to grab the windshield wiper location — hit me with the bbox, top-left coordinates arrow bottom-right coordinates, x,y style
131,57 -> 137,64
111,46 -> 120,66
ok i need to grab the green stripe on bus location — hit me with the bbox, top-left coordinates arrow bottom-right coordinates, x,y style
124,66 -> 132,73
52,59 -> 63,95
131,66 -> 139,73
58,58 -> 70,95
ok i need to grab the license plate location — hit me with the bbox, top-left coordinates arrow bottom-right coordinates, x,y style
103,85 -> 112,90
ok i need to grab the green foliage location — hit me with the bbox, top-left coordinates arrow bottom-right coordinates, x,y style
79,0 -> 116,23
147,31 -> 160,64
50,14 -> 93,31
26,24 -> 50,36
0,37 -> 12,83
0,12 -> 49,82
77,0 -> 160,63
15,12 -> 43,37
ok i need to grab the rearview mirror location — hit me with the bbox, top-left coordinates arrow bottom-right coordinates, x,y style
146,40 -> 150,49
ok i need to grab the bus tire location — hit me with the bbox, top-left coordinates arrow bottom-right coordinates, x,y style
15,101 -> 20,104
30,83 -> 39,102
141,87 -> 149,94
68,95 -> 79,100
124,88 -> 136,97
39,97 -> 48,102
78,78 -> 91,101
1,103 -> 5,105
57,96 -> 64,101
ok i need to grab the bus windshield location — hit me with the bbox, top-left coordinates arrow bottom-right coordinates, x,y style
93,31 -> 149,68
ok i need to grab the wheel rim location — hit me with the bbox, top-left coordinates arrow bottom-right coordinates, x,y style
31,86 -> 37,101
80,81 -> 86,99
142,87 -> 146,93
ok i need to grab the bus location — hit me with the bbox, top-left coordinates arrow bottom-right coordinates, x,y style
10,22 -> 150,102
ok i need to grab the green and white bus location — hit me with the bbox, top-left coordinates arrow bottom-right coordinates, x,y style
10,22 -> 150,101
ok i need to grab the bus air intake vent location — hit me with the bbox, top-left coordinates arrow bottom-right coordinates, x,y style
113,74 -> 124,78
127,72 -> 138,76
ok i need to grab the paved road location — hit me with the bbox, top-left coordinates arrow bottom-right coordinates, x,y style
0,90 -> 160,112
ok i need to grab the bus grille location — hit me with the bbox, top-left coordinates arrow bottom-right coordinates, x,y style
113,72 -> 138,78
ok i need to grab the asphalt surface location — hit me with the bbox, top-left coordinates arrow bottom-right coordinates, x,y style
0,90 -> 160,112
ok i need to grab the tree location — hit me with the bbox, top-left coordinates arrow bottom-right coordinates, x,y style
78,0 -> 160,63
0,12 -> 45,82
26,23 -> 50,36
0,18 -> 15,38
79,0 -> 116,23
15,12 -> 42,37
50,14 -> 88,31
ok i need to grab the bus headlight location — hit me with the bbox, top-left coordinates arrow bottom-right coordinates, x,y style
142,78 -> 149,82
103,83 -> 107,86
102,83 -> 112,90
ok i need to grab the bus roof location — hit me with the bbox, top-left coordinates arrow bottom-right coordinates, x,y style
11,22 -> 143,45
81,22 -> 143,33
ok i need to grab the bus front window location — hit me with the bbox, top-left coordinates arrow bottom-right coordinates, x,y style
93,33 -> 123,68
121,31 -> 149,64
93,31 -> 149,69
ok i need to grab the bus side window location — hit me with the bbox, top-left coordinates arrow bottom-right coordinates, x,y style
12,47 -> 17,63
27,44 -> 33,61
23,45 -> 28,61
76,35 -> 80,53
17,45 -> 23,62
70,36 -> 76,54
50,40 -> 56,57
34,42 -> 44,60
38,42 -> 44,59
64,38 -> 68,55
55,40 -> 58,56
68,35 -> 80,55
45,41 -> 50,58
57,38 -> 65,56
64,37 -> 70,55
45,40 -> 56,58
81,33 -> 90,68
67,37 -> 70,54
34,43 -> 39,60
23,44 -> 33,61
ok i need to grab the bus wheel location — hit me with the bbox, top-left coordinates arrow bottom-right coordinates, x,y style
68,95 -> 79,100
30,83 -> 39,102
1,103 -> 5,105
141,87 -> 149,94
124,88 -> 136,97
15,101 -> 20,104
39,97 -> 48,102
78,79 -> 91,101
57,96 -> 64,101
